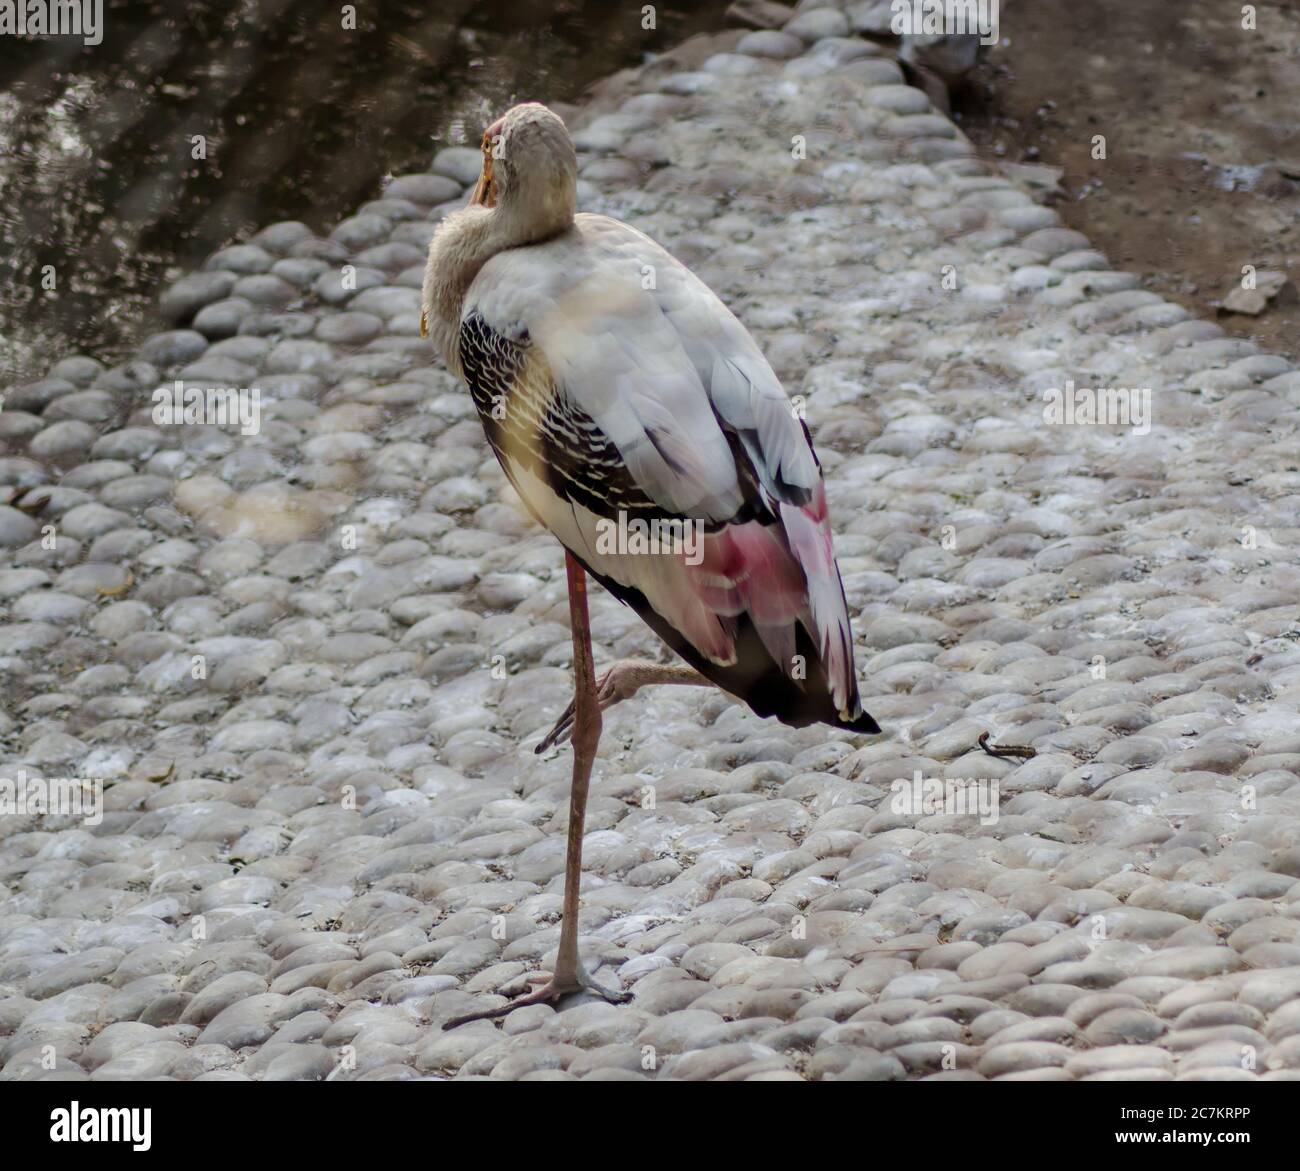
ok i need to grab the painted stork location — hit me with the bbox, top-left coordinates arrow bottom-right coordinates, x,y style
421,103 -> 879,1026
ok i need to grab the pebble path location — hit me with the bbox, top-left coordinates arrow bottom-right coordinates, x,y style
3,4 -> 1300,1081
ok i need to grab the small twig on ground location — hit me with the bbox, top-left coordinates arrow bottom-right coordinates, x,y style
978,731 -> 1037,760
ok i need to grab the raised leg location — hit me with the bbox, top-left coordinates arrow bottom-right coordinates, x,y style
442,552 -> 630,1029
536,660 -> 713,753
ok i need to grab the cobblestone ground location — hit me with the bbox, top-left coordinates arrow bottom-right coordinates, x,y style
4,6 -> 1300,1081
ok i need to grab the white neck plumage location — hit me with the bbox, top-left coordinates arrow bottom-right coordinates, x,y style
421,182 -> 576,370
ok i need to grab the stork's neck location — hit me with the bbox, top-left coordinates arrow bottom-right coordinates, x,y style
422,194 -> 574,367
421,207 -> 497,366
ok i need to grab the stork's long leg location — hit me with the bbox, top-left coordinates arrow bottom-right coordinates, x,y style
537,660 -> 713,753
442,552 -> 630,1029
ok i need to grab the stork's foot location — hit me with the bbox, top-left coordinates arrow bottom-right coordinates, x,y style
536,660 -> 708,753
441,967 -> 631,1029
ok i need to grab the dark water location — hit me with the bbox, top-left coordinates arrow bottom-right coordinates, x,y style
0,0 -> 730,384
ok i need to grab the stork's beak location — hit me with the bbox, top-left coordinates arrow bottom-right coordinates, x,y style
469,150 -> 495,207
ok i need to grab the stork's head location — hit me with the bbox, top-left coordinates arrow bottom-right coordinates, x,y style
469,103 -> 577,239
